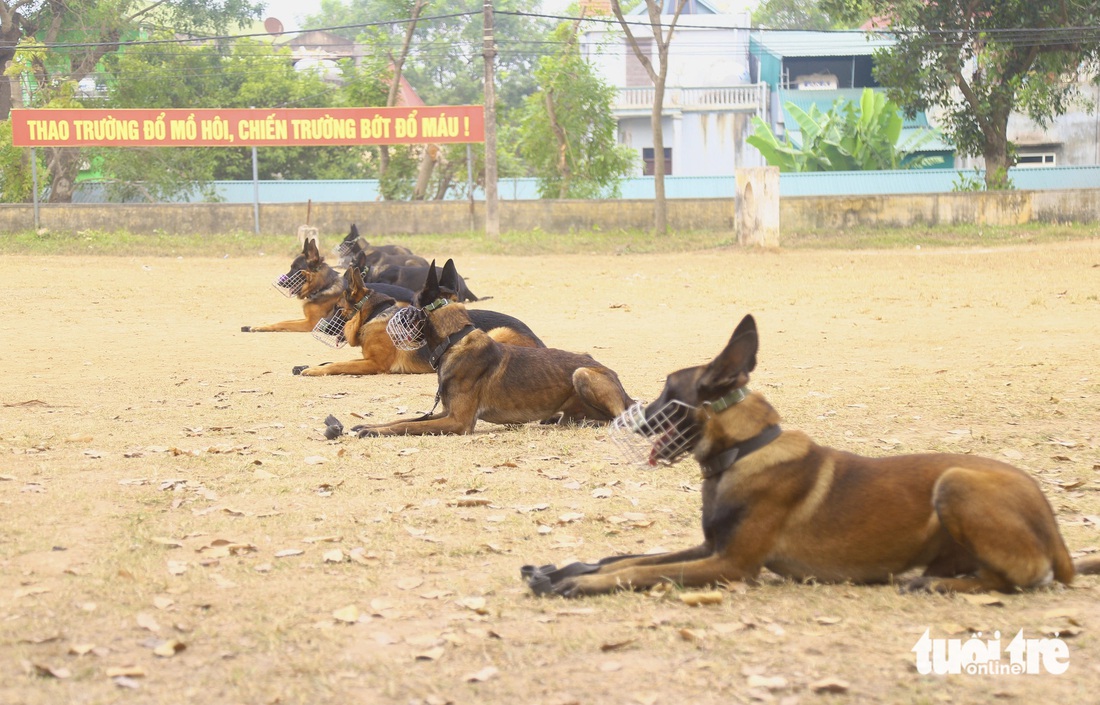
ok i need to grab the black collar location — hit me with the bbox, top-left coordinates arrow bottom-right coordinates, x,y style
429,324 -> 476,369
699,424 -> 782,479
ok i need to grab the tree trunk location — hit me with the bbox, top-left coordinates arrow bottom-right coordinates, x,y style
983,113 -> 1012,189
610,0 -> 685,236
651,82 -> 667,235
413,145 -> 438,200
46,147 -> 80,203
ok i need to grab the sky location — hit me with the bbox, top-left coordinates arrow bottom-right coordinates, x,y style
259,0 -> 575,33
257,0 -> 324,32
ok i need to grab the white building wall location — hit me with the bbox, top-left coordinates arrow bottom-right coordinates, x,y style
583,12 -> 760,178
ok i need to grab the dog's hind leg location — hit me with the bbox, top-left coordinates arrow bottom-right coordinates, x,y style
571,367 -> 633,420
909,466 -> 1073,592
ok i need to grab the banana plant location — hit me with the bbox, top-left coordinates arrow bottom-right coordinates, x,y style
747,88 -> 945,172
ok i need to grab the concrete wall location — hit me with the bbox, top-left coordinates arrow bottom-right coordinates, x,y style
1,189 -> 1098,237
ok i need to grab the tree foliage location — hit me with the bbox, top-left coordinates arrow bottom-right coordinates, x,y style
752,0 -> 847,30
826,0 -> 1100,188
517,21 -> 635,199
97,38 -> 391,201
2,0 -> 265,201
747,88 -> 943,171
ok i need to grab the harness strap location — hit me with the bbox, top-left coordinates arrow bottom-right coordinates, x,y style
429,324 -> 476,370
699,424 -> 783,480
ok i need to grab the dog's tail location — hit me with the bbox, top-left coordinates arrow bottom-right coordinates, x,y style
1074,555 -> 1100,576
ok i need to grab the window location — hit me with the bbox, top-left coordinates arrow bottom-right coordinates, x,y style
1016,153 -> 1056,168
642,147 -> 672,176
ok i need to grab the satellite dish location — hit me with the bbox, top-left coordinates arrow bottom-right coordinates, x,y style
264,17 -> 285,35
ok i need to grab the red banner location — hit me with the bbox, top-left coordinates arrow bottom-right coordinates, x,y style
9,106 -> 485,147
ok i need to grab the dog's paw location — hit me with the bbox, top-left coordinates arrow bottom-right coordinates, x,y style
241,326 -> 252,332
356,428 -> 379,438
292,365 -> 308,375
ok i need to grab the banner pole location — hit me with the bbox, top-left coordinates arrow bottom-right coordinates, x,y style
31,147 -> 40,230
251,146 -> 260,234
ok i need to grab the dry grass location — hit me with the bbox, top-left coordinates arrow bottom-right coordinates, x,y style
2,238 -> 1100,704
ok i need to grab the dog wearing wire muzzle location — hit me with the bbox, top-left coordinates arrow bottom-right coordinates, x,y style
524,313 -> 1099,597
350,259 -> 634,437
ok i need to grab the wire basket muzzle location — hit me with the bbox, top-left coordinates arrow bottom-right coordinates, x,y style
607,400 -> 699,466
272,269 -> 306,297
333,240 -> 356,268
386,306 -> 427,350
312,310 -> 348,348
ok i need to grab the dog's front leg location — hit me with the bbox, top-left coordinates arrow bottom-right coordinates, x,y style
355,396 -> 479,437
356,413 -> 473,436
597,544 -> 714,570
555,554 -> 754,597
300,359 -> 387,376
244,319 -> 314,332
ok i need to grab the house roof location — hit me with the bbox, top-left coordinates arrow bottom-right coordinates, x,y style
750,30 -> 895,58
627,0 -> 722,14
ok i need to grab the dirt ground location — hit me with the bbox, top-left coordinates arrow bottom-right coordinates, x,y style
2,238 -> 1100,705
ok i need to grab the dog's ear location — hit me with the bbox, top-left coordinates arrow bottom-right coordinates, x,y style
698,314 -> 758,399
353,250 -> 368,271
348,223 -> 359,241
420,260 -> 441,303
305,238 -> 321,262
347,264 -> 366,297
439,259 -> 458,289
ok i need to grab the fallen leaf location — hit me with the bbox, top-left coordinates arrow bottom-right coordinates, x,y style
457,597 -> 489,615
152,639 -> 186,657
959,594 -> 1004,607
464,666 -> 499,683
591,488 -> 613,499
323,549 -> 345,563
814,616 -> 842,625
396,576 -> 424,590
810,677 -> 850,694
14,586 -> 50,599
415,646 -> 445,661
166,560 -> 188,575
679,590 -> 724,607
153,596 -> 175,610
679,628 -> 705,642
600,639 -> 636,652
69,643 -> 96,656
332,605 -> 361,623
135,613 -> 161,633
304,455 -> 328,465
275,549 -> 304,558
450,498 -> 492,507
32,663 -> 71,679
105,666 -> 146,678
303,535 -> 341,544
746,674 -> 787,690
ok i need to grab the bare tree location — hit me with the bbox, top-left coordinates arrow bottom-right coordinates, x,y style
379,0 -> 427,194
610,0 -> 687,236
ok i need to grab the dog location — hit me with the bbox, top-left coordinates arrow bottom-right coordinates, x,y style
526,314 -> 1100,597
297,265 -> 544,376
351,260 -> 633,436
368,261 -> 482,303
334,224 -> 422,268
243,238 -> 343,333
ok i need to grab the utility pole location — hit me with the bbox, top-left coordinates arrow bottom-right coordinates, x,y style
482,0 -> 500,239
